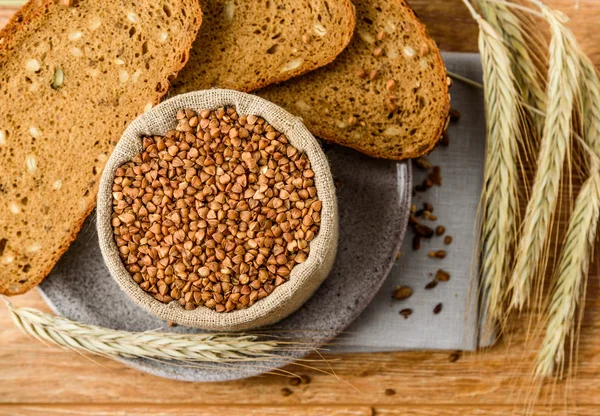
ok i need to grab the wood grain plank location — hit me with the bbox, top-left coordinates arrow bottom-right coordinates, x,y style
0,405 -> 374,416
2,405 -> 600,416
375,406 -> 600,416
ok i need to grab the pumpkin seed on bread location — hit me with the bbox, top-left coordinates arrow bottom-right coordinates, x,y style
171,0 -> 356,93
259,0 -> 450,160
0,0 -> 202,295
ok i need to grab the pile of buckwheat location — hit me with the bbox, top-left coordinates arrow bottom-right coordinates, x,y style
111,107 -> 321,312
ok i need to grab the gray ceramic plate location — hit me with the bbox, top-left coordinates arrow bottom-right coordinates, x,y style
38,145 -> 411,382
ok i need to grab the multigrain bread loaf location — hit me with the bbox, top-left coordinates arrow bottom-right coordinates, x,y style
259,0 -> 450,160
171,0 -> 356,93
0,0 -> 202,295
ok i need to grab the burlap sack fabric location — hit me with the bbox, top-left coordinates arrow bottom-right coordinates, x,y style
97,90 -> 338,331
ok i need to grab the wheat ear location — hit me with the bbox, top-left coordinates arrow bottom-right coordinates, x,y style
508,4 -> 579,311
4,299 -> 300,362
477,0 -> 547,136
535,56 -> 600,378
463,1 -> 522,324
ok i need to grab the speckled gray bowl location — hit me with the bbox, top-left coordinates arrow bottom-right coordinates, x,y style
38,145 -> 411,382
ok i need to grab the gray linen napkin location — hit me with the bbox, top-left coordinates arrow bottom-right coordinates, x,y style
332,52 -> 488,352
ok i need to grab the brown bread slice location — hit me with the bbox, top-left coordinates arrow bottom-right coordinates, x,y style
171,0 -> 356,93
0,0 -> 202,295
259,0 -> 450,160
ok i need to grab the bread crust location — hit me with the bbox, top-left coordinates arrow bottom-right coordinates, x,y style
0,0 -> 203,295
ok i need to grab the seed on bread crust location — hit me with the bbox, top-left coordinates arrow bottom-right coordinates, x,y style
403,46 -> 416,58
280,58 -> 304,72
223,1 -> 235,22
70,47 -> 83,57
127,12 -> 139,24
29,126 -> 41,138
358,30 -> 376,44
25,59 -> 40,72
385,21 -> 397,34
119,70 -> 129,83
51,68 -> 64,90
383,126 -> 403,136
25,155 -> 37,174
313,23 -> 327,37
386,48 -> 399,60
89,17 -> 102,30
386,99 -> 397,112
27,243 -> 42,253
68,31 -> 83,41
8,202 -> 20,215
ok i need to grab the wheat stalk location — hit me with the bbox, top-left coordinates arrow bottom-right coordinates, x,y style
535,56 -> 600,378
4,298 -> 305,363
508,3 -> 580,311
463,0 -> 522,324
534,176 -> 600,378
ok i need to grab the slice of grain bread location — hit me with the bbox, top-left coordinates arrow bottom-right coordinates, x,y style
259,0 -> 450,160
0,0 -> 202,295
171,0 -> 356,94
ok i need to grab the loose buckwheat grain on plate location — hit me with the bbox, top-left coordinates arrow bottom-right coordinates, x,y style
111,107 -> 321,313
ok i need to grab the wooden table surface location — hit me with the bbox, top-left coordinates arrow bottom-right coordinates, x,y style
2,1 -> 600,415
